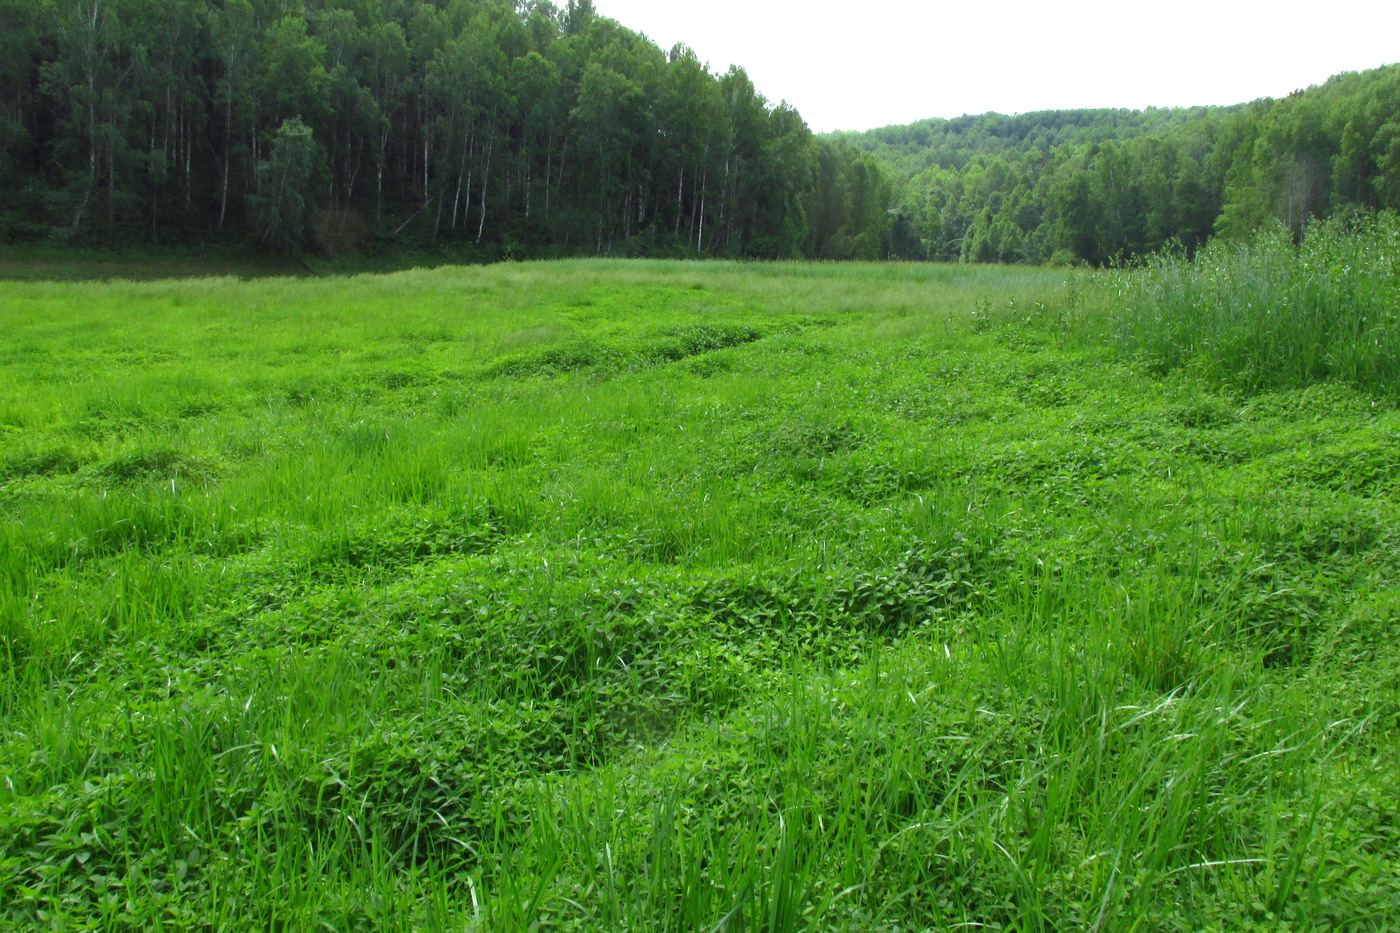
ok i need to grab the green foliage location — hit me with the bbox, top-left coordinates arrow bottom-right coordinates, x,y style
847,64 -> 1400,265
248,117 -> 323,252
0,0 -> 893,259
6,4 -> 1400,265
1106,212 -> 1400,394
2,259 -> 1398,929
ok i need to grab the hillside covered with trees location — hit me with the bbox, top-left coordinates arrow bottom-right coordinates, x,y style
0,0 -> 893,259
842,64 -> 1400,264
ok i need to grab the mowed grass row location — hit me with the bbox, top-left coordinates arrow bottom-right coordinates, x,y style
1,258 -> 1397,930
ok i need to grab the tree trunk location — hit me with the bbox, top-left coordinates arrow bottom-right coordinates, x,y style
697,168 -> 707,252
675,167 -> 684,236
476,136 -> 493,244
69,187 -> 91,237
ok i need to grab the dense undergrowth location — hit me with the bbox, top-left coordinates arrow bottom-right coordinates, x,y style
1,257 -> 1397,930
1106,213 -> 1400,395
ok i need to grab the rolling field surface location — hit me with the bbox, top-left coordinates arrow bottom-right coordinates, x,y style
1,259 -> 1398,930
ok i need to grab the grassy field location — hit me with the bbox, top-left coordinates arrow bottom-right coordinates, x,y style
1,256 -> 1398,930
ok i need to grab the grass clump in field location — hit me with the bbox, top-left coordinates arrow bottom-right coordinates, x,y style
1106,211 -> 1400,394
1,258 -> 1398,930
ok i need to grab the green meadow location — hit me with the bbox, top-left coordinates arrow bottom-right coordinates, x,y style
2,252 -> 1398,930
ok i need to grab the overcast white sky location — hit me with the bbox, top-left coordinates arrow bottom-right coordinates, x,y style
593,0 -> 1400,133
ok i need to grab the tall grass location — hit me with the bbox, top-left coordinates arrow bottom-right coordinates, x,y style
1109,212 -> 1400,394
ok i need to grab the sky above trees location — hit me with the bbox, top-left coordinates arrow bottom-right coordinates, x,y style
596,0 -> 1400,132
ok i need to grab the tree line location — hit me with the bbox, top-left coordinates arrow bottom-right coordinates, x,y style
842,64 -> 1400,264
4,0 -> 1396,266
0,0 -> 893,259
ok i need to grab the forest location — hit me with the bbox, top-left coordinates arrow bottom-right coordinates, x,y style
842,64 -> 1400,263
0,0 -> 892,260
1,0 -> 1398,264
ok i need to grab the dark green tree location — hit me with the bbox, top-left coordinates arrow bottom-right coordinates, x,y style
249,116 -> 323,251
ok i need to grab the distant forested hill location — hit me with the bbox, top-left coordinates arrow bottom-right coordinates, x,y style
832,106 -> 1237,178
0,0 -> 892,260
838,65 -> 1400,264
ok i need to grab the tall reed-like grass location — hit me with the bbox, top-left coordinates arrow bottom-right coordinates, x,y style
1109,212 -> 1400,394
